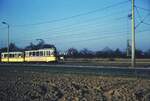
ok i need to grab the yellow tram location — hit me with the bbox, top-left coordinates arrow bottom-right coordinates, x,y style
25,48 -> 57,62
1,52 -> 24,62
0,48 -> 57,62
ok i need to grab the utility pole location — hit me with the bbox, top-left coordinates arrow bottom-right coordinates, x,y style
2,22 -> 10,62
131,0 -> 135,67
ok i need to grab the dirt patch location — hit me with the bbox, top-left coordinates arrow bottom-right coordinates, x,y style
0,71 -> 150,101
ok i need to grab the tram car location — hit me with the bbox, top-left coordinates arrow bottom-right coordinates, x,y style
1,52 -> 24,62
25,48 -> 57,62
0,48 -> 57,62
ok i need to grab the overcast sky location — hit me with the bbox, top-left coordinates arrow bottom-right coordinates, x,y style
0,0 -> 150,51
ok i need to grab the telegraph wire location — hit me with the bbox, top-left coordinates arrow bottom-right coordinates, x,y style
135,6 -> 150,28
15,29 -> 149,45
12,0 -> 129,27
13,31 -> 129,44
31,29 -> 150,45
17,15 -> 128,39
16,8 -> 129,32
13,29 -> 150,45
13,26 -> 127,43
15,20 -> 127,40
135,13 -> 150,29
47,29 -> 150,44
135,5 -> 150,12
142,22 -> 150,26
135,6 -> 142,21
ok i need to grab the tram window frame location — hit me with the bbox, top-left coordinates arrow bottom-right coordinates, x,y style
46,51 -> 49,56
18,53 -> 22,58
51,50 -> 54,55
48,51 -> 51,56
26,52 -> 29,57
43,51 -> 46,56
32,52 -> 35,56
9,54 -> 14,58
1,54 -> 2,58
4,54 -> 8,58
14,53 -> 17,58
29,52 -> 33,56
39,51 -> 43,56
36,51 -> 39,56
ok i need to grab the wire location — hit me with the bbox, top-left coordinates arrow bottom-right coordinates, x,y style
51,29 -> 150,45
136,29 -> 150,33
13,31 -> 128,44
13,26 -> 136,44
135,5 -> 150,12
16,8 -> 129,32
14,22 -> 127,42
135,13 -> 150,29
16,14 -> 128,39
135,6 -> 150,28
5,29 -> 150,47
142,22 -> 150,26
9,10 -> 129,43
135,6 -> 142,21
12,0 -> 129,27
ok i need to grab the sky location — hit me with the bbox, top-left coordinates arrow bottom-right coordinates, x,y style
0,0 -> 150,51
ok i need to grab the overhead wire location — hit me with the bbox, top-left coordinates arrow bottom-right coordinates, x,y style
16,8 -> 129,34
13,21 -> 127,42
142,22 -> 150,26
135,13 -> 150,29
135,5 -> 150,12
11,0 -> 129,27
16,14 -> 128,39
8,28 -> 150,49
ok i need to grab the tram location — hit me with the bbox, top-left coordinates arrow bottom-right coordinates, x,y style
0,48 -> 57,62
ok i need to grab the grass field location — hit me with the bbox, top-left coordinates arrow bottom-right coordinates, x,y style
64,58 -> 150,67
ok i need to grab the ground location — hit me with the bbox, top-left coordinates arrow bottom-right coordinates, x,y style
0,69 -> 150,101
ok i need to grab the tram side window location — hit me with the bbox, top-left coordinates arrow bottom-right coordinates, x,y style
18,54 -> 22,58
36,51 -> 39,56
32,52 -> 35,56
50,50 -> 54,56
45,51 -> 51,56
45,51 -> 49,56
46,51 -> 49,56
26,52 -> 29,57
1,54 -> 3,58
14,54 -> 17,58
39,51 -> 43,56
4,54 -> 8,58
9,54 -> 14,58
2,54 -> 4,58
43,51 -> 46,56
29,52 -> 33,56
48,51 -> 51,56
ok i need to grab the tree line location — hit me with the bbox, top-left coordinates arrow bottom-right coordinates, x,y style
64,47 -> 150,58
0,40 -> 150,58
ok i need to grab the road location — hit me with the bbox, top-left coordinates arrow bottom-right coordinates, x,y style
0,63 -> 150,78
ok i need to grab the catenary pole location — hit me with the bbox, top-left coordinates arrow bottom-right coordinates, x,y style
131,0 -> 135,67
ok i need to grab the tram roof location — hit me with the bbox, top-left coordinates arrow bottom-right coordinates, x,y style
25,48 -> 55,52
1,52 -> 23,54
